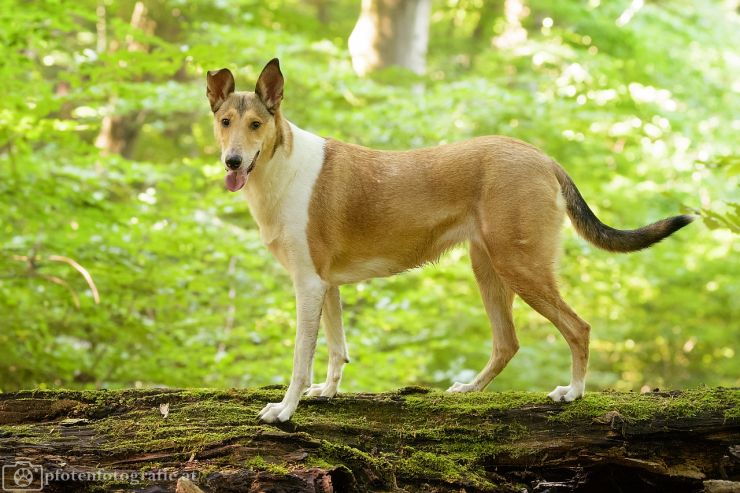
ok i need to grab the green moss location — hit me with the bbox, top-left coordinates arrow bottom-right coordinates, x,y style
396,385 -> 433,395
396,450 -> 499,490
319,440 -> 394,478
0,424 -> 60,444
550,388 -> 740,423
246,456 -> 290,475
724,405 -> 740,420
93,398 -> 262,454
303,456 -> 337,470
397,450 -> 462,481
319,441 -> 383,466
2,387 -> 735,491
403,390 -> 551,416
88,479 -> 140,492
662,388 -> 734,418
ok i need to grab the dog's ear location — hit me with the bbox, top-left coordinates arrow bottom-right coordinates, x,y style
255,58 -> 284,114
206,68 -> 235,112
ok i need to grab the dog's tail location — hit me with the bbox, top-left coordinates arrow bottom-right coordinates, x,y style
553,165 -> 694,252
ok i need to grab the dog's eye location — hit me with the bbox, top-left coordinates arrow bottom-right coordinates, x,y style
250,121 -> 261,130
221,118 -> 230,128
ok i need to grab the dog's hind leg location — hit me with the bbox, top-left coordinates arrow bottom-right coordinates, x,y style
488,240 -> 591,402
306,286 -> 348,397
469,171 -> 590,402
506,271 -> 590,401
448,242 -> 518,392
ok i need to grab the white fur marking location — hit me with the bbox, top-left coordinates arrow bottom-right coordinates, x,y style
245,123 -> 329,423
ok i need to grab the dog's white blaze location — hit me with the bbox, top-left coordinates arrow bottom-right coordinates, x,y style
246,122 -> 328,423
244,123 -> 325,278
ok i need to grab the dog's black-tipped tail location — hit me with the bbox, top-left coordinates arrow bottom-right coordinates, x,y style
553,165 -> 695,253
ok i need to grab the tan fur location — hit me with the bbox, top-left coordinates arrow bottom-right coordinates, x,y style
308,136 -> 562,283
307,136 -> 590,394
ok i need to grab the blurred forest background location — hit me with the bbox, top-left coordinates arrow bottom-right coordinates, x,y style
0,0 -> 737,394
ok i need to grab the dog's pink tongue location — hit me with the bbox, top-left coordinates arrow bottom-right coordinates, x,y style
225,170 -> 246,192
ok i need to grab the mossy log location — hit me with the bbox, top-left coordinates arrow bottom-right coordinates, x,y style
0,387 -> 738,492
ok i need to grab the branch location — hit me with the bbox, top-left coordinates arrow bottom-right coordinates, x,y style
39,274 -> 80,308
47,255 -> 100,304
8,253 -> 100,306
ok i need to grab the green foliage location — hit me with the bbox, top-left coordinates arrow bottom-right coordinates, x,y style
0,0 -> 737,394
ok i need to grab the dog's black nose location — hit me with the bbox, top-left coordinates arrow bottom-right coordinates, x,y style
225,155 -> 242,170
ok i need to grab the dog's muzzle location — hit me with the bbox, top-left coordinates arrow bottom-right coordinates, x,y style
224,150 -> 260,192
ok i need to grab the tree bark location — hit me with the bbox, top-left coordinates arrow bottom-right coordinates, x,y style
0,387 -> 737,492
349,0 -> 432,76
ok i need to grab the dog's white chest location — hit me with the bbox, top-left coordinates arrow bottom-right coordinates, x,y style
246,124 -> 326,276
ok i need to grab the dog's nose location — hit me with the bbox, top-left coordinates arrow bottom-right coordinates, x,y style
225,155 -> 242,170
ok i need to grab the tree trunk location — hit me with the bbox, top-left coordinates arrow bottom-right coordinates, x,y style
94,2 -> 154,158
472,0 -> 503,42
0,387 -> 738,492
492,0 -> 528,49
349,0 -> 432,76
309,0 -> 330,25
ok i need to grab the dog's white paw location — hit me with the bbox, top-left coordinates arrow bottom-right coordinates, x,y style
548,384 -> 584,402
258,401 -> 296,423
305,382 -> 338,398
446,381 -> 476,393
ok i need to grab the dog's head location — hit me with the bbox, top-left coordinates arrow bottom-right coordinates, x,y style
206,59 -> 284,192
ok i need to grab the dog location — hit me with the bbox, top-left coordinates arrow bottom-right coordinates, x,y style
206,58 -> 694,423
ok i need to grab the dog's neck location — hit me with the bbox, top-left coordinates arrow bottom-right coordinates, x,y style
245,114 -> 294,204
243,118 -> 325,247
265,110 -> 292,160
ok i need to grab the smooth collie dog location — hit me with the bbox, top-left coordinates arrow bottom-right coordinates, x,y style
206,59 -> 693,423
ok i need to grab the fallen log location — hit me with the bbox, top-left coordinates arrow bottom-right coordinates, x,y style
0,387 -> 737,492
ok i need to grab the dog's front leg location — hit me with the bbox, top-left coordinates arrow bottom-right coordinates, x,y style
306,286 -> 348,398
258,275 -> 327,423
